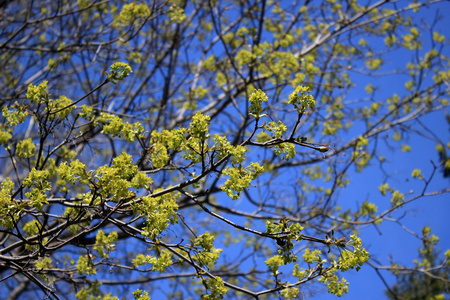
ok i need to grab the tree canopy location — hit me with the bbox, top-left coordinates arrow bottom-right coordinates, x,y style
0,0 -> 449,299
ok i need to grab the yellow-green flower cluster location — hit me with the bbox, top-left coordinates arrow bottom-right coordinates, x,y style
288,85 -> 316,114
222,162 -> 264,200
248,89 -> 268,119
107,62 -> 133,84
132,249 -> 173,273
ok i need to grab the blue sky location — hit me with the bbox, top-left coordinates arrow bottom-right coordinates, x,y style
303,1 -> 450,297
317,111 -> 450,299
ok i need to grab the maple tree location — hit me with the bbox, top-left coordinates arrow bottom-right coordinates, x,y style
0,0 -> 449,299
